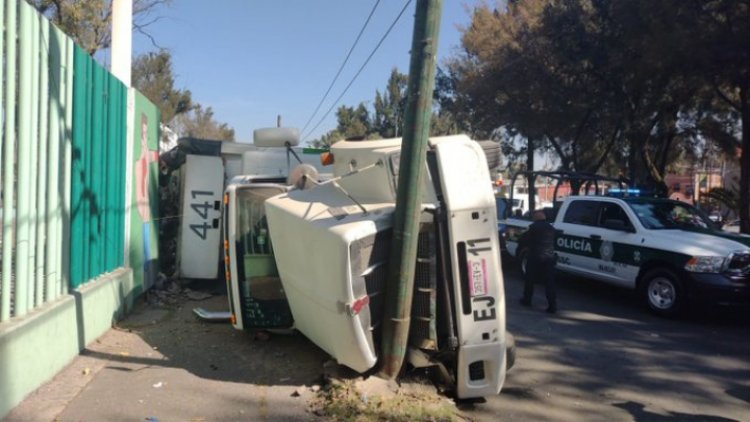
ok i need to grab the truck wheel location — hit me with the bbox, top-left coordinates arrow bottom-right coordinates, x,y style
641,268 -> 684,317
505,331 -> 516,371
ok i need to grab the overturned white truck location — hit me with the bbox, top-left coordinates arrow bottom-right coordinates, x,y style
223,132 -> 510,399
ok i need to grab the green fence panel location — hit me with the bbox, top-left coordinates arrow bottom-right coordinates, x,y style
70,45 -> 127,288
107,72 -> 127,272
1,0 -> 78,319
70,45 -> 86,285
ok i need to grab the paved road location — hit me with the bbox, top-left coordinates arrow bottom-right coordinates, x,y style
8,269 -> 750,421
466,266 -> 750,421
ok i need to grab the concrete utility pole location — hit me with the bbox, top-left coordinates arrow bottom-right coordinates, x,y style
111,0 -> 133,86
380,0 -> 443,380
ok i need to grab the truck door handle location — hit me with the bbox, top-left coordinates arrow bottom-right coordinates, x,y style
590,234 -> 601,240
555,229 -> 564,235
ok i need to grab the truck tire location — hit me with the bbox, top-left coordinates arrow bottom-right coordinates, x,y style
641,268 -> 684,317
476,140 -> 501,170
505,331 -> 516,371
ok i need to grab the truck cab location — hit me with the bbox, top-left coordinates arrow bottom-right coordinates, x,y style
223,132 -> 511,399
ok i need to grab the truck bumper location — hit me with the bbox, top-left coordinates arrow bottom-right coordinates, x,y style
456,340 -> 506,399
686,273 -> 750,306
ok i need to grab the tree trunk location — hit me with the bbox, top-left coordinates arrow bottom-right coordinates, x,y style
740,85 -> 750,234
527,139 -> 536,212
628,136 -> 638,186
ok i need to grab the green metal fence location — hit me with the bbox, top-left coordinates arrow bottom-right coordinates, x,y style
1,0 -> 150,320
70,45 -> 127,288
1,0 -> 74,321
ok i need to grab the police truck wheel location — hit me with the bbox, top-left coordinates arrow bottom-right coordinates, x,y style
642,268 -> 684,317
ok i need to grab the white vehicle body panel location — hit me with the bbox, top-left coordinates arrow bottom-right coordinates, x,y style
178,155 -> 224,279
433,139 -> 506,398
265,185 -> 394,373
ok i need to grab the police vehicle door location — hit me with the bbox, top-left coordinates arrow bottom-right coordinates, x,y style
592,200 -> 640,287
555,200 -> 601,277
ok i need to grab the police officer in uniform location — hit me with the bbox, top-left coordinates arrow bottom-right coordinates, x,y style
519,210 -> 557,313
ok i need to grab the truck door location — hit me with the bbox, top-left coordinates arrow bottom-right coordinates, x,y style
555,200 -> 601,277
592,201 -> 640,287
224,181 -> 293,330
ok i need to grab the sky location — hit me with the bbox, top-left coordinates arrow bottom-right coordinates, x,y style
131,1 -> 479,144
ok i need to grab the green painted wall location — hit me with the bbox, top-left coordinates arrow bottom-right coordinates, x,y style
0,269 -> 134,419
129,91 -> 161,292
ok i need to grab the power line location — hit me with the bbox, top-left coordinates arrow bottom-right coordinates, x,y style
299,0 -> 381,135
302,0 -> 414,142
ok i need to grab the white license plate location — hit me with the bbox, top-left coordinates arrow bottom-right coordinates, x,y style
468,258 -> 488,297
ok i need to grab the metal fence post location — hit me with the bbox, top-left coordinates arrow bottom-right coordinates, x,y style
35,14 -> 49,307
14,0 -> 33,317
0,0 -> 16,322
45,24 -> 63,302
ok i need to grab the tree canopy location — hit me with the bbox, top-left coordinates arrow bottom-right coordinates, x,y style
132,50 -> 193,125
172,105 -> 235,142
311,67 -> 461,147
443,0 -> 750,232
31,0 -> 170,55
132,50 -> 235,142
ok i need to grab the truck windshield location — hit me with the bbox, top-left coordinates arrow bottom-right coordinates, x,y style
628,201 -> 713,230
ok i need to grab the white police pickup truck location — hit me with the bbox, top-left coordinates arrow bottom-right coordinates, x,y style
504,195 -> 750,316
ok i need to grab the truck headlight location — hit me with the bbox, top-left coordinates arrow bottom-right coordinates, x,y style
684,256 -> 727,273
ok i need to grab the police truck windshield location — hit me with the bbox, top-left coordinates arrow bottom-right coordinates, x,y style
627,201 -> 712,230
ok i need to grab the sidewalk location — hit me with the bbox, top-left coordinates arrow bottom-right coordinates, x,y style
6,284 -> 329,422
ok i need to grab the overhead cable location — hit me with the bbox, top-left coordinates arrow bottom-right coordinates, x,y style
302,0 -> 414,142
299,0 -> 382,135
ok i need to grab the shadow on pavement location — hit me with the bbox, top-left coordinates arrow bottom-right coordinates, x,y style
613,401 -> 740,422
473,262 -> 750,421
88,279 -> 331,388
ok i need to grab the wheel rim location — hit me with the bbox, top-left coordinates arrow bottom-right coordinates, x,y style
647,277 -> 676,310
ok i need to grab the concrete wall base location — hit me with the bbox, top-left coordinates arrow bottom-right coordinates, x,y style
0,268 -> 135,418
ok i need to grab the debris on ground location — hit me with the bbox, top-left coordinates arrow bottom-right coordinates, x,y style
253,330 -> 271,342
354,376 -> 399,399
310,361 -> 463,421
145,278 -> 184,306
184,289 -> 212,301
